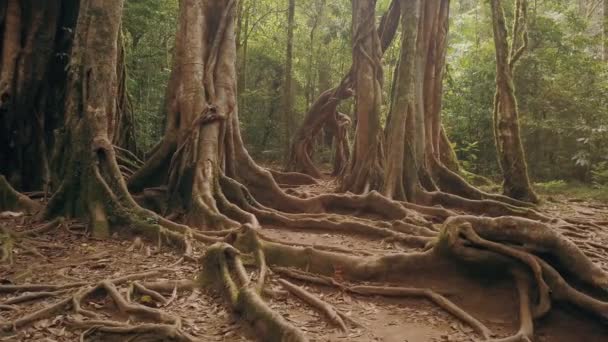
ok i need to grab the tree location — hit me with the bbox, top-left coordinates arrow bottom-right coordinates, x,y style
3,1 -> 608,341
0,0 -> 136,193
490,0 -> 539,203
0,1 -> 70,192
339,0 -> 385,193
282,0 -> 296,156
286,0 -> 401,178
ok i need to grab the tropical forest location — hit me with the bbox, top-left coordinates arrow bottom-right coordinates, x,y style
1,0 -> 608,341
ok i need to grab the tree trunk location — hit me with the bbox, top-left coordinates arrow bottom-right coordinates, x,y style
286,0 -> 401,178
339,0 -> 385,193
0,1 -> 63,191
490,0 -> 538,203
282,0 -> 296,157
383,0 -> 421,201
44,0 -> 128,235
0,0 -> 136,192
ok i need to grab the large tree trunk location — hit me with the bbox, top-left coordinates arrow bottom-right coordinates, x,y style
382,0 -> 530,209
383,0 -> 421,201
339,0 -> 385,193
0,1 -> 64,191
0,0 -> 136,192
44,0 -> 126,231
285,0 -> 401,178
42,0 -> 153,242
490,0 -> 538,203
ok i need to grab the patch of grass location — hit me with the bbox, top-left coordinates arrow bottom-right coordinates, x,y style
535,180 -> 608,202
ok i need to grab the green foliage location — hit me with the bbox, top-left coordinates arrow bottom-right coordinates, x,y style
444,0 -> 608,182
123,0 -> 178,151
591,162 -> 608,187
121,0 -> 607,188
535,179 -> 608,202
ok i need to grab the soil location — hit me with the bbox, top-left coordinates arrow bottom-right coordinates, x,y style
1,179 -> 607,341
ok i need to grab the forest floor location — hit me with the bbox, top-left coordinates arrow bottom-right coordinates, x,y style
1,177 -> 608,341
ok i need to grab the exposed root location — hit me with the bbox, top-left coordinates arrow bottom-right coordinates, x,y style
70,319 -> 198,342
0,268 -> 185,333
347,285 -> 492,339
200,242 -> 308,341
274,267 -> 492,339
269,169 -> 319,186
278,278 -> 348,332
489,269 -> 534,342
132,281 -> 169,306
1,290 -> 67,306
0,175 -> 41,214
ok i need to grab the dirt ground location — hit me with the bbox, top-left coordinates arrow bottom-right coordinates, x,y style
1,181 -> 608,341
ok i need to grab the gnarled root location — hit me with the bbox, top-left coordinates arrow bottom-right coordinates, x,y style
489,269 -> 534,342
200,243 -> 308,342
0,268 -> 186,333
438,215 -> 608,331
278,279 -> 349,332
72,320 -> 198,342
274,267 -> 492,339
269,169 -> 319,186
0,175 -> 41,214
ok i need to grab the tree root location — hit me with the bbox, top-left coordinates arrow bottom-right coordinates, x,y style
1,290 -> 68,306
0,268 -> 184,333
269,169 -> 319,186
489,269 -> 534,342
200,242 -> 308,342
0,175 -> 41,214
274,267 -> 491,339
69,318 -> 198,342
278,279 -> 349,332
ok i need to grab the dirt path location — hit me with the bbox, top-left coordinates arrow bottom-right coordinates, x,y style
1,181 -> 608,341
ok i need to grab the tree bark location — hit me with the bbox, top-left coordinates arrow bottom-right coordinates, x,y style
0,1 -> 61,191
339,0 -> 385,194
383,0 -> 421,201
285,0 -> 401,178
45,0 -> 129,236
0,0 -> 136,192
490,0 -> 538,203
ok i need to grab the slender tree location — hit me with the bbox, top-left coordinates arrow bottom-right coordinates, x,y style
490,0 -> 539,203
339,0 -> 385,193
282,0 -> 296,155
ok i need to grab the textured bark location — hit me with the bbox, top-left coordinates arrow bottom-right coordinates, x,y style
381,0 -> 529,209
45,0 -> 126,225
0,1 -> 63,191
383,0 -> 421,201
490,0 -> 538,203
339,0 -> 385,193
128,0 -> 260,229
0,0 -> 135,192
43,0 -> 158,242
113,31 -> 139,156
286,0 -> 401,178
